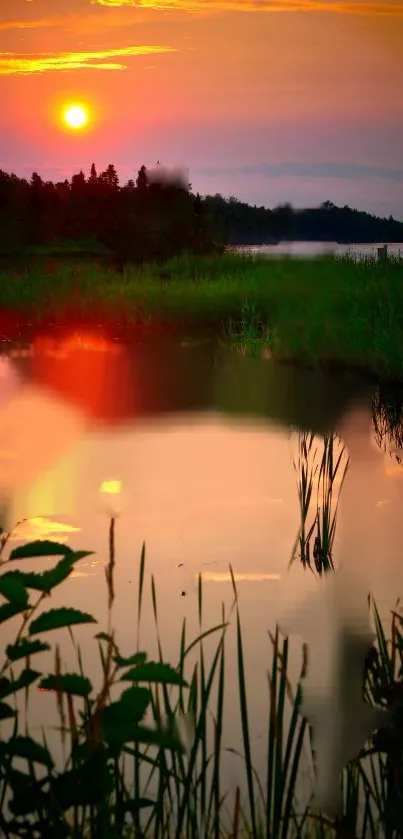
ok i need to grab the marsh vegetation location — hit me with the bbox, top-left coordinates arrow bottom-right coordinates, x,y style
1,250 -> 403,381
1,417 -> 403,839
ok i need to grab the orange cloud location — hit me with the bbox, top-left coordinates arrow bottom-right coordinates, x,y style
0,18 -> 60,31
0,44 -> 177,75
91,0 -> 403,15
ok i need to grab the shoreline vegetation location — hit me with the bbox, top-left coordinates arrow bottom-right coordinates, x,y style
1,165 -> 403,259
0,433 -> 402,838
1,250 -> 403,383
1,162 -> 403,381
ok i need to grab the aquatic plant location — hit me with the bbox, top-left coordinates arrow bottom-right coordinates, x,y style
290,431 -> 349,574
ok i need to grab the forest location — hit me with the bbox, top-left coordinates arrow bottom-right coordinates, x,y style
1,163 -> 403,265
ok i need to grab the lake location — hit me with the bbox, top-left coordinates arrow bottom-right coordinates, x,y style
1,335 -> 402,819
233,241 -> 403,260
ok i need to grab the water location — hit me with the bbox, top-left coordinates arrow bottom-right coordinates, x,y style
234,241 -> 403,260
1,335 -> 402,818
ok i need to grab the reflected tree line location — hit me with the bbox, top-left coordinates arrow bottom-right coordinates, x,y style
1,165 -> 403,263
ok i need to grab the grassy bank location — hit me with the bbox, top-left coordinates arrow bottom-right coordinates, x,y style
1,251 -> 403,379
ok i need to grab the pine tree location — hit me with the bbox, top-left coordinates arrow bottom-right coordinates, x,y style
136,165 -> 148,192
89,163 -> 97,183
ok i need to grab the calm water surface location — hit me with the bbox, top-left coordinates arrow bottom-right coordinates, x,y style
234,241 -> 403,259
1,335 -> 402,799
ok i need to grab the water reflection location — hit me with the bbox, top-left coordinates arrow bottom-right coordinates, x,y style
373,382 -> 403,464
7,332 -> 372,431
1,333 -> 403,818
0,334 -> 401,607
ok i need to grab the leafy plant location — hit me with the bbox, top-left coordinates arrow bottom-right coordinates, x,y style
0,521 -> 189,838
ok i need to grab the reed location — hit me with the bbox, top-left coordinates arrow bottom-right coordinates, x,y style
289,431 -> 349,574
0,423 -> 402,837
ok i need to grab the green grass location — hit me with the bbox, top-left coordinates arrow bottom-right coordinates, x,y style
1,251 -> 403,379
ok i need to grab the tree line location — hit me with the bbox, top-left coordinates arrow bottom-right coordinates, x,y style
204,196 -> 403,246
1,164 -> 402,265
0,163 -> 222,264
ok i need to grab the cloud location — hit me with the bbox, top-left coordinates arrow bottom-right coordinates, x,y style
0,44 -> 177,75
91,0 -> 403,16
0,18 -> 60,31
194,161 -> 403,181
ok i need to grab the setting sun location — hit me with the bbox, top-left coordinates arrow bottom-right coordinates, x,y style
63,104 -> 88,130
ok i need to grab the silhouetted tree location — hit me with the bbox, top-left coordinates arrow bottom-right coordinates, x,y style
89,163 -> 97,184
136,165 -> 148,193
194,193 -> 202,216
100,164 -> 119,190
1,163 -> 402,260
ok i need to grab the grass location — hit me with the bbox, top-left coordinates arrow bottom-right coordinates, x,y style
1,425 -> 402,838
1,250 -> 403,379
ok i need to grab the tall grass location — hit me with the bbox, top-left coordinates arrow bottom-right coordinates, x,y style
2,251 -> 403,378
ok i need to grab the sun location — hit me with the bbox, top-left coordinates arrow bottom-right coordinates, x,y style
63,104 -> 88,130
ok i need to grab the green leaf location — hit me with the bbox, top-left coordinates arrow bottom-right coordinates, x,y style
39,673 -> 92,697
2,554 -> 90,594
51,761 -> 114,810
1,735 -> 54,768
29,607 -> 97,635
121,661 -> 188,687
6,768 -> 50,816
0,701 -> 16,720
0,669 -> 41,700
0,572 -> 29,607
100,716 -> 182,748
113,652 -> 147,668
120,683 -> 151,709
71,551 -> 94,562
11,558 -> 76,592
100,685 -> 151,735
6,638 -> 51,662
0,601 -> 28,625
9,540 -> 74,561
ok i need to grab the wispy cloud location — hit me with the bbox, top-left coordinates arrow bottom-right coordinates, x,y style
0,44 -> 176,75
195,162 -> 403,181
91,0 -> 403,16
0,18 -> 60,31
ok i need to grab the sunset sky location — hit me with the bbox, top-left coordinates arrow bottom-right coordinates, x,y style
1,0 -> 403,218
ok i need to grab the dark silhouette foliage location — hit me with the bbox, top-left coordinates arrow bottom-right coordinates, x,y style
0,164 -> 402,263
0,164 -> 226,264
202,194 -> 403,246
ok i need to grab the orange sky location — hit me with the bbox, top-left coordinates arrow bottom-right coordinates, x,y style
1,0 -> 403,216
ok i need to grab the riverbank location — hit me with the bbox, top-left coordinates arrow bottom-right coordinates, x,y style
1,250 -> 403,381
